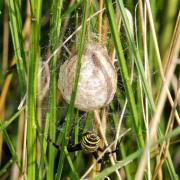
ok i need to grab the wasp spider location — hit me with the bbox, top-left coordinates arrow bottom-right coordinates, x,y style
48,131 -> 117,162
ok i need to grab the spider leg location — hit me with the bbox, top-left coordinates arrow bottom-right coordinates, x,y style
97,147 -> 104,152
104,149 -> 118,155
97,147 -> 118,160
92,152 -> 102,163
47,137 -> 61,150
98,147 -> 118,154
67,143 -> 82,152
47,137 -> 82,152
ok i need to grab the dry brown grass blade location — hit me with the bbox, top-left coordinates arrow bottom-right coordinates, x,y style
145,0 -> 180,124
152,81 -> 180,179
135,12 -> 180,180
98,0 -> 103,43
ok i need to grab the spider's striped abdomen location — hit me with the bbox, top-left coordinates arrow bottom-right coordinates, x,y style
80,131 -> 101,153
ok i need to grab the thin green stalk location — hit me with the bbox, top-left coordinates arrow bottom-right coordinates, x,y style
8,0 -> 26,93
0,64 -> 17,81
55,1 -> 89,179
104,0 -> 144,147
0,158 -> 13,176
120,143 -> 132,180
0,123 -> 20,170
83,112 -> 93,133
62,0 -> 82,19
0,106 -> 25,133
64,147 -> 79,180
46,0 -> 63,179
74,111 -> 79,147
27,0 -> 42,179
157,128 -> 179,178
155,126 -> 180,145
38,113 -> 49,179
165,152 -> 179,180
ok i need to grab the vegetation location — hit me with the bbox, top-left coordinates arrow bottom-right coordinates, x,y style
0,0 -> 179,179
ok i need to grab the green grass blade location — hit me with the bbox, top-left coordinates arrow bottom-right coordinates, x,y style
116,0 -> 156,112
38,113 -> 49,179
155,126 -> 180,145
0,158 -> 13,176
165,153 -> 179,180
0,122 -> 21,170
104,0 -> 144,147
27,0 -> 42,179
8,0 -> 26,93
46,0 -> 63,179
120,143 -> 132,180
64,147 -> 79,180
62,0 -> 82,19
0,106 -> 25,133
55,1 -> 90,179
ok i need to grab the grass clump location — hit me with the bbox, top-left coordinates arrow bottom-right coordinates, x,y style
0,0 -> 179,179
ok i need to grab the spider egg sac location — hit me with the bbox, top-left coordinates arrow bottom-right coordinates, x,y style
58,43 -> 117,111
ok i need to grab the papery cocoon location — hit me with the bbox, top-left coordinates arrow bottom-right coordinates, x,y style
58,43 -> 117,111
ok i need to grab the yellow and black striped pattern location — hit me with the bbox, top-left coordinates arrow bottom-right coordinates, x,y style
80,131 -> 101,153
